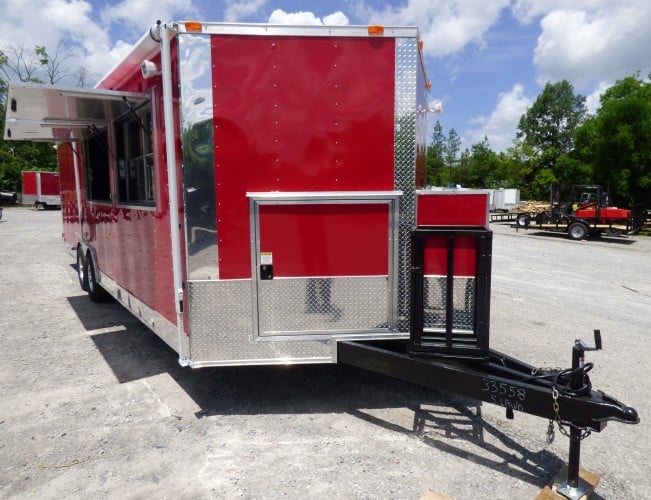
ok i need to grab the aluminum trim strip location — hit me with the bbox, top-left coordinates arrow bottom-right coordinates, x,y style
174,22 -> 420,39
247,191 -> 402,202
188,357 -> 334,369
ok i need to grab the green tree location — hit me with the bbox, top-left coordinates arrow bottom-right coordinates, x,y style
426,121 -> 446,185
498,140 -> 538,199
465,136 -> 502,188
444,127 -> 461,186
517,80 -> 587,183
586,74 -> 651,208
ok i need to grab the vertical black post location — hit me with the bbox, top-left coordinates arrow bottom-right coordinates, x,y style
567,342 -> 584,489
445,236 -> 455,347
409,233 -> 425,353
566,428 -> 582,489
557,341 -> 588,499
475,233 -> 492,352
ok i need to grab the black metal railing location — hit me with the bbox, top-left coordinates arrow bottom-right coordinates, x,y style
409,227 -> 492,360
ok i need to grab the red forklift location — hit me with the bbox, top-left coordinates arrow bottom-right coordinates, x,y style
516,184 -> 643,239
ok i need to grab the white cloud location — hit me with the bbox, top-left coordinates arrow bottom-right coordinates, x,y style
533,4 -> 651,88
268,9 -> 350,26
323,11 -> 351,26
0,0 -> 111,83
506,1 -> 650,147
0,0 -> 106,55
224,0 -> 268,23
511,0 -> 588,24
0,0 -> 199,86
464,84 -> 532,151
101,0 -> 198,29
354,0 -> 510,57
584,81 -> 611,115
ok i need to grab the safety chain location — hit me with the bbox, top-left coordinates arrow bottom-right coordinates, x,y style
547,386 -> 592,443
533,367 -> 593,444
548,386 -> 570,443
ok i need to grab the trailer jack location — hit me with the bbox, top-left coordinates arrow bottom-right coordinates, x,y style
553,330 -> 611,499
337,227 -> 639,498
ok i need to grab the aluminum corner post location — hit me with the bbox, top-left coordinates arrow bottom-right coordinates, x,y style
159,22 -> 189,367
71,143 -> 83,233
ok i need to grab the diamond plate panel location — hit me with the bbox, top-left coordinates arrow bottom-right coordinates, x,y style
187,280 -> 332,365
394,37 -> 419,330
423,276 -> 475,331
258,277 -> 389,335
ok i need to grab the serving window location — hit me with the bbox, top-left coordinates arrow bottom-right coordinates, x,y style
85,127 -> 111,203
115,102 -> 155,206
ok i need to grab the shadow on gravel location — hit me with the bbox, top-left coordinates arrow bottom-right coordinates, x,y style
68,292 -> 563,491
350,396 -> 564,489
518,230 -> 637,245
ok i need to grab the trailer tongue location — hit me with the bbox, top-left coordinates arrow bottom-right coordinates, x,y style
338,338 -> 638,498
337,222 -> 638,499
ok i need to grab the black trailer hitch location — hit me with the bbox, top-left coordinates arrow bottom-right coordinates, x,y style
339,226 -> 639,497
338,334 -> 639,498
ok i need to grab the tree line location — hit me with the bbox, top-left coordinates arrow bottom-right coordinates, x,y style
1,43 -> 650,210
428,77 -> 651,209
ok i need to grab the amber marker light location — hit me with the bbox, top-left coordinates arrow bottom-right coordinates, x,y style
368,25 -> 385,36
185,21 -> 203,32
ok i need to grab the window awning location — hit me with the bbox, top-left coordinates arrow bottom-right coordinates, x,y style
3,83 -> 148,142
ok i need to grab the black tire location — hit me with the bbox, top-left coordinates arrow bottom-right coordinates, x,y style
516,213 -> 530,227
76,246 -> 88,291
568,221 -> 588,240
86,253 -> 110,302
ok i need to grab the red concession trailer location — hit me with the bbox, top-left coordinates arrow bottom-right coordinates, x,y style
4,21 -> 437,367
21,170 -> 61,209
3,23 -> 640,490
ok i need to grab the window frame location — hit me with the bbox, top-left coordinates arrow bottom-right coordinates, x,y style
84,126 -> 112,204
114,98 -> 156,209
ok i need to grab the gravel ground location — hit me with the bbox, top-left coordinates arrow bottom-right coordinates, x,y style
0,206 -> 649,499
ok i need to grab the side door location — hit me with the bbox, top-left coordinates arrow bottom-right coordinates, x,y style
249,192 -> 401,338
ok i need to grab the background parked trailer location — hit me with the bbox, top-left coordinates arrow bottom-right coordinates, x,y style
21,170 -> 61,209
492,188 -> 519,212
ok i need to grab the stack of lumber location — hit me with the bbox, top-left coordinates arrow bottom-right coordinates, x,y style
517,201 -> 550,214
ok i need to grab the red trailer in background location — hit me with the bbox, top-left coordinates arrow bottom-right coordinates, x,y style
21,170 -> 61,209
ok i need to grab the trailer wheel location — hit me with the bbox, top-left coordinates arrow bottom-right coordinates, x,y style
568,222 -> 588,240
76,247 -> 88,291
86,253 -> 110,302
516,214 -> 530,227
